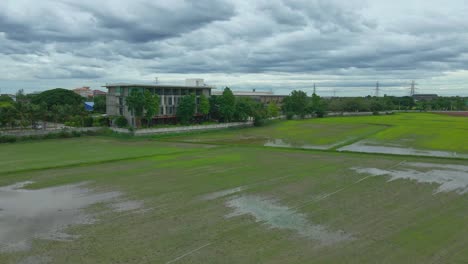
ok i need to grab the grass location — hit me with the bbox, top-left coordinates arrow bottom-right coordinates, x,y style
162,113 -> 468,154
160,119 -> 387,148
1,112 -> 468,263
0,136 -> 211,174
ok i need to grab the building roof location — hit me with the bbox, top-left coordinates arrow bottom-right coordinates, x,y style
93,89 -> 107,95
73,87 -> 91,91
103,83 -> 214,89
212,90 -> 286,97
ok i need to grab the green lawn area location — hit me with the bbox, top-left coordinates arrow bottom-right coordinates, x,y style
1,144 -> 468,263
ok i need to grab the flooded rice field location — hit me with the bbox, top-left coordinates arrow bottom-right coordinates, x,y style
352,162 -> 468,194
0,181 -> 143,252
225,195 -> 352,245
338,140 -> 468,158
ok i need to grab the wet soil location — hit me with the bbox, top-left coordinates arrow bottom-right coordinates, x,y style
225,195 -> 352,245
0,181 -> 142,252
352,162 -> 468,194
338,140 -> 468,158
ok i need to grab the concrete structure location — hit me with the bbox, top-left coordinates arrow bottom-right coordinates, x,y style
412,94 -> 438,101
104,80 -> 213,126
73,87 -> 93,98
212,89 -> 287,105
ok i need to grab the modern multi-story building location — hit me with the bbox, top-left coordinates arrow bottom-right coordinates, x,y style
212,89 -> 287,105
104,79 -> 213,126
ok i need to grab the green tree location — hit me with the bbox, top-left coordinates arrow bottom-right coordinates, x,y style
177,94 -> 196,124
125,90 -> 145,127
0,103 -> 17,128
251,101 -> 268,126
267,102 -> 280,118
219,87 -> 236,122
234,97 -> 254,121
93,95 -> 106,113
282,90 -> 308,118
31,88 -> 83,109
143,90 -> 160,127
0,95 -> 13,103
208,95 -> 221,120
198,94 -> 210,116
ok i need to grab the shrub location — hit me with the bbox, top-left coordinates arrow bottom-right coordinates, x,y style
286,112 -> 294,120
0,135 -> 17,143
115,116 -> 128,128
95,116 -> 110,127
83,116 -> 94,127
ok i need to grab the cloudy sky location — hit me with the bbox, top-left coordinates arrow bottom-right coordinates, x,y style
0,0 -> 467,96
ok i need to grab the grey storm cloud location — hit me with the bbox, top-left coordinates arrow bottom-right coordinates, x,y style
0,0 -> 467,95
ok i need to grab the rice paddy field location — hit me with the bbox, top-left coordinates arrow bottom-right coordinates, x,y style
1,113 -> 468,263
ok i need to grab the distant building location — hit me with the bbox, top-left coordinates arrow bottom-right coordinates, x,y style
73,87 -> 93,98
412,94 -> 438,101
104,79 -> 213,126
93,89 -> 107,97
212,89 -> 287,105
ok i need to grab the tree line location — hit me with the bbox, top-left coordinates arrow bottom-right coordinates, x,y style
125,87 -> 279,127
0,88 -> 106,129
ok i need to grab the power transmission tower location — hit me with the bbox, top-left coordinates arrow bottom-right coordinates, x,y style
374,81 -> 380,97
313,83 -> 316,95
409,80 -> 418,96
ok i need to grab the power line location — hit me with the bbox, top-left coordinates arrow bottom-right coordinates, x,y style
374,81 -> 380,97
409,80 -> 418,96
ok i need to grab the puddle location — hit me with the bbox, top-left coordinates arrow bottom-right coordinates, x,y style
225,195 -> 352,245
264,139 -> 293,148
338,140 -> 468,158
0,181 -> 142,252
352,162 -> 468,194
201,186 -> 246,201
111,200 -> 144,212
264,138 -> 343,150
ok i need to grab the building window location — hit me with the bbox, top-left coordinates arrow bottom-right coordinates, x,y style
119,107 -> 123,115
119,97 -> 123,106
168,97 -> 173,105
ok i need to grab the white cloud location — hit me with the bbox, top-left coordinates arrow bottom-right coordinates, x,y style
0,0 -> 467,96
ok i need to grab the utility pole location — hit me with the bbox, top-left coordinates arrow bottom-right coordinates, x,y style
374,81 -> 380,97
409,80 -> 417,96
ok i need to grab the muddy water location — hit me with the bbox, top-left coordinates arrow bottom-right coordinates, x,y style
352,162 -> 468,194
338,141 -> 468,158
0,181 -> 142,252
226,196 -> 352,245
